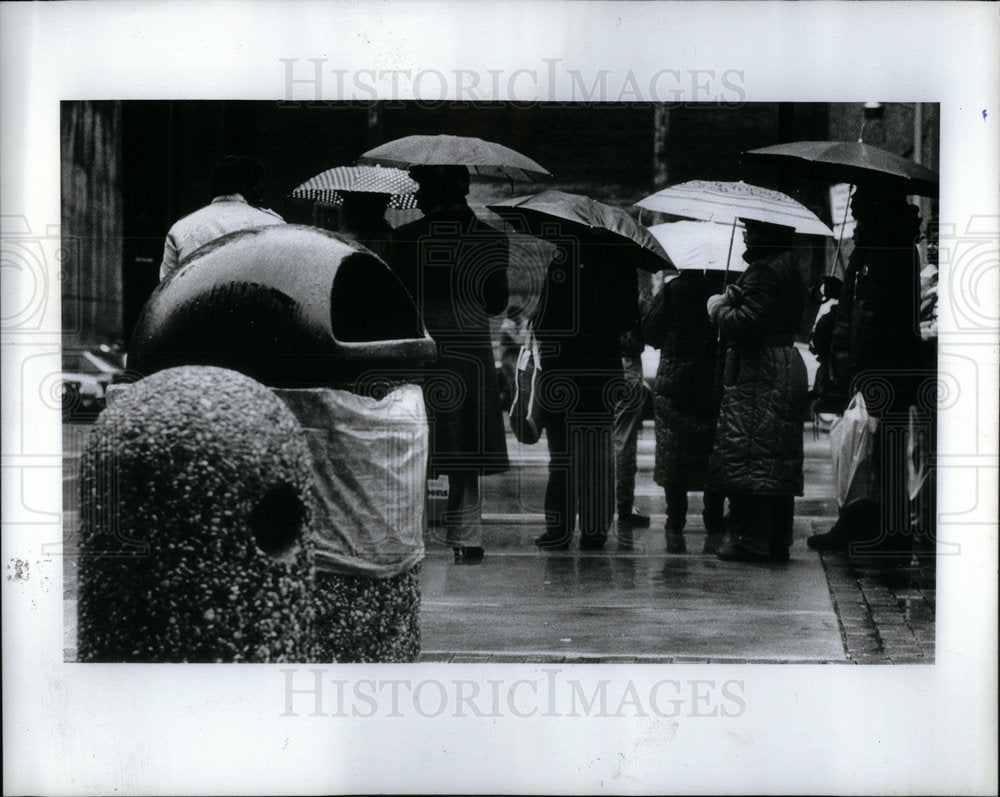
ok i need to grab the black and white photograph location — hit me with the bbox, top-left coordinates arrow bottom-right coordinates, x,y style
3,2 -> 997,795
60,99 -> 942,666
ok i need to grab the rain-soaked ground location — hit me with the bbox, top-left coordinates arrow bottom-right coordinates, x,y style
63,421 -> 935,663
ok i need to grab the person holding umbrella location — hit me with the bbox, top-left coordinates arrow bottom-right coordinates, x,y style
634,181 -> 831,560
807,184 -> 928,561
387,165 -> 511,565
743,139 -> 939,563
338,191 -> 394,262
705,219 -> 809,563
642,221 -> 744,554
489,190 -> 674,551
533,233 -> 640,551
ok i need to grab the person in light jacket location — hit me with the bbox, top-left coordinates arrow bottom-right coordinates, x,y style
159,155 -> 284,280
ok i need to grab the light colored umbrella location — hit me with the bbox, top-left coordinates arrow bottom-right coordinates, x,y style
647,220 -> 749,272
487,190 -> 675,273
290,165 -> 418,209
358,134 -> 552,182
635,180 -> 834,237
744,140 -> 939,197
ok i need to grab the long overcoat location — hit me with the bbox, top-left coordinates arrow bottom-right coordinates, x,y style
389,205 -> 510,476
646,269 -> 727,489
706,249 -> 808,496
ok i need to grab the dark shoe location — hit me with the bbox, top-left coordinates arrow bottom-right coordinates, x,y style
453,546 -> 485,564
665,531 -> 687,554
534,532 -> 570,551
715,539 -> 769,564
578,536 -> 606,551
619,512 -> 650,528
702,533 -> 727,555
806,528 -> 848,551
769,545 -> 790,563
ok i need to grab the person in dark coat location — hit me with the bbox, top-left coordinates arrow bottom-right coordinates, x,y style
806,185 -> 927,561
338,191 -> 394,263
533,235 -> 638,551
388,165 -> 510,565
643,268 -> 728,554
706,219 -> 808,563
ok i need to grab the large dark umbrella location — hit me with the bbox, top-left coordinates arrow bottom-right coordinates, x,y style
743,141 -> 939,197
358,134 -> 551,182
488,189 -> 676,273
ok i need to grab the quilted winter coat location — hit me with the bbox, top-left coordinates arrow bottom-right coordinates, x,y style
706,249 -> 808,496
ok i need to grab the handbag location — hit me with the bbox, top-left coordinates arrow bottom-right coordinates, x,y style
509,322 -> 545,445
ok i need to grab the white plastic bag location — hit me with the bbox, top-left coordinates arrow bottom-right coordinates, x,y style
275,384 -> 428,577
829,391 -> 880,509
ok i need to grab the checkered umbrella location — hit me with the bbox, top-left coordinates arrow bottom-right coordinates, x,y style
290,165 -> 418,209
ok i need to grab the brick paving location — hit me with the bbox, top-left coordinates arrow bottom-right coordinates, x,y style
817,537 -> 936,664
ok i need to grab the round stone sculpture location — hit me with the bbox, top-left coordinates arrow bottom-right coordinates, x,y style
77,365 -> 319,662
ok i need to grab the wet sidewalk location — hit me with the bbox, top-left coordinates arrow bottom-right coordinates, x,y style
419,519 -> 845,663
417,423 -> 936,664
62,422 -> 935,663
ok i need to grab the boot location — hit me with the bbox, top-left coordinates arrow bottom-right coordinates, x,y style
535,530 -> 570,551
618,510 -> 650,528
716,537 -> 769,563
453,546 -> 485,565
665,527 -> 687,554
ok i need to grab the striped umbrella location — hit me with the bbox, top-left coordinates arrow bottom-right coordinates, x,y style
290,165 -> 418,209
635,180 -> 833,237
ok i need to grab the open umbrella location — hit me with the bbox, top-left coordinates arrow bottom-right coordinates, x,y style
635,180 -> 834,237
358,134 -> 552,182
487,190 -> 675,273
647,220 -> 748,272
743,141 -> 939,197
291,165 -> 418,209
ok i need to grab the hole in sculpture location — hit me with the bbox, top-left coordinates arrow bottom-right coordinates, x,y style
330,252 -> 424,342
249,484 -> 305,557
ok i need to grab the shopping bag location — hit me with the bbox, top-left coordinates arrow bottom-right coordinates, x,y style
509,322 -> 544,445
829,391 -> 880,509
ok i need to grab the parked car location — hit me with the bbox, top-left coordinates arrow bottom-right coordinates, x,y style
62,347 -> 123,420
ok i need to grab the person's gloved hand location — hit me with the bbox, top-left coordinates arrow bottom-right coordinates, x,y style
706,293 -> 726,320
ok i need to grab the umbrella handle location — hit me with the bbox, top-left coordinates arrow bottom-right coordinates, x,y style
723,217 -> 737,287
829,183 -> 854,278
